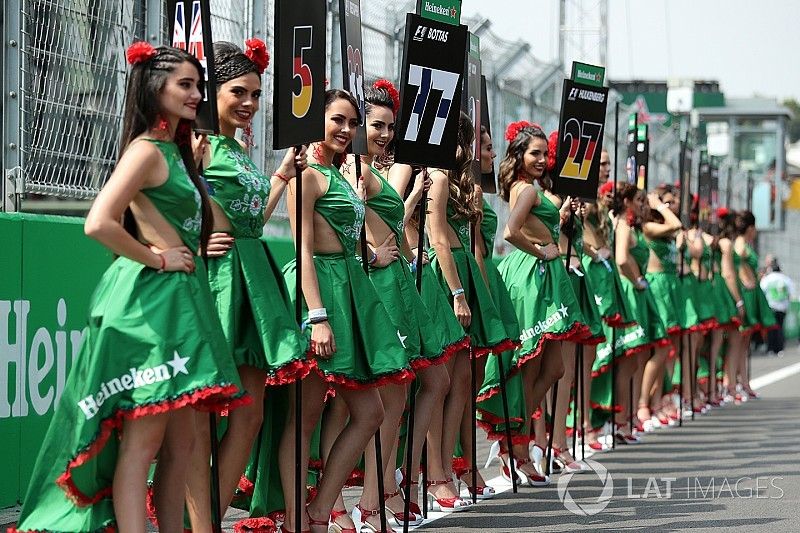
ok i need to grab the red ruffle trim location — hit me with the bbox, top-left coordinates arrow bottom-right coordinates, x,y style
238,474 -> 255,496
55,383 -> 244,507
209,391 -> 254,417
452,456 -> 469,479
8,527 -> 115,533
476,322 -> 591,403
603,313 -> 637,329
590,400 -> 623,413
473,337 -> 520,359
685,318 -> 718,333
233,517 -> 277,533
667,325 -> 683,335
476,409 -> 526,442
578,334 -> 606,346
410,335 -> 469,371
264,352 -> 317,386
313,366 -> 415,390
623,337 -> 671,358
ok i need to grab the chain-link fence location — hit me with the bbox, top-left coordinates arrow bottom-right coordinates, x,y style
2,0 -> 679,236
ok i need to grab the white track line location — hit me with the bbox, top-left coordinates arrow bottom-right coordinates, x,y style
750,360 -> 800,390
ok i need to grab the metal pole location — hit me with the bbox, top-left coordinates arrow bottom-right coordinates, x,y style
209,415 -> 223,533
294,149 -> 304,533
497,346 -> 518,493
469,223 -> 478,505
611,100 -> 619,449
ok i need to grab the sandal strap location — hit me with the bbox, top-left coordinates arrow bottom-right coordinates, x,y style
383,490 -> 400,500
330,509 -> 349,520
425,479 -> 450,488
355,503 -> 381,517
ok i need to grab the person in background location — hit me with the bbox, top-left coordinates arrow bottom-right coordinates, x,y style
760,257 -> 796,355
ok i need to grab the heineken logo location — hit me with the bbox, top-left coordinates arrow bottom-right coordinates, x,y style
424,1 -> 456,19
77,351 -> 191,419
576,68 -> 601,83
520,303 -> 570,342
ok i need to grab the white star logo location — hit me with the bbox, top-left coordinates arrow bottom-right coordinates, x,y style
167,351 -> 190,376
595,295 -> 603,307
397,330 -> 408,349
558,303 -> 569,317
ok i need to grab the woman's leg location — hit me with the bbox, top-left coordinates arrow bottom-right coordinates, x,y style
279,374 -> 329,533
113,412 -> 170,533
639,346 -> 668,424
709,330 -> 724,402
723,330 -> 743,395
154,407 -> 196,533
458,359 -> 487,488
614,355 -> 638,435
319,395 -> 353,529
551,341 -> 576,455
307,386 -> 385,531
441,353 -> 470,483
425,353 -> 461,501
581,346 -> 597,446
186,366 -> 267,532
739,332 -> 754,391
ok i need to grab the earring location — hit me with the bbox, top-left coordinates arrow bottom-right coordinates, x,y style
312,143 -> 325,163
154,115 -> 169,133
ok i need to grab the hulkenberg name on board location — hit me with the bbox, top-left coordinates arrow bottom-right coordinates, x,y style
567,86 -> 606,103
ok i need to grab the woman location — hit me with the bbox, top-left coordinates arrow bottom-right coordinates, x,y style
639,185 -> 683,431
280,89 -> 414,533
486,121 -> 589,482
731,210 -> 776,398
183,40 -> 310,532
339,81 -> 456,529
425,112 -> 513,510
12,43 -> 245,533
613,184 -> 670,443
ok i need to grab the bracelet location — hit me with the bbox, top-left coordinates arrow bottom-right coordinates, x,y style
542,249 -> 549,261
308,308 -> 328,322
368,251 -> 378,266
272,172 -> 291,183
736,300 -> 744,308
451,287 -> 465,298
157,254 -> 165,273
656,204 -> 669,212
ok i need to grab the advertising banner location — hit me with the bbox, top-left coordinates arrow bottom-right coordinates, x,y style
626,113 -> 638,185
339,0 -> 368,154
416,0 -> 461,25
635,123 -> 649,190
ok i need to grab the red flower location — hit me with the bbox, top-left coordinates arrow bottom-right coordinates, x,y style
716,206 -> 730,219
505,120 -> 533,142
373,79 -> 400,116
599,180 -> 614,196
126,41 -> 157,65
244,37 -> 270,74
547,130 -> 559,172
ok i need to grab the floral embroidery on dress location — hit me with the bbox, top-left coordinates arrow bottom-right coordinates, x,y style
224,142 -> 270,219
176,158 -> 202,233
338,174 -> 366,249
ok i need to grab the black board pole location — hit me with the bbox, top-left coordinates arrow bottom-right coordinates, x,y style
611,100 -> 619,449
293,147 -> 304,533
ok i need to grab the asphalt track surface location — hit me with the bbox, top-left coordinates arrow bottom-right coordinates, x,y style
3,348 -> 799,532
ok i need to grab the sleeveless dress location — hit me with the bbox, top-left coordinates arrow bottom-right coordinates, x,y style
12,139 -> 245,533
710,246 -> 740,330
737,244 -> 777,333
205,135 -> 310,383
693,242 -> 719,330
428,200 -> 516,358
365,165 -> 467,368
566,218 -> 606,345
677,242 -> 711,332
282,163 -> 414,387
617,228 -> 670,356
581,212 -> 637,328
645,236 -> 683,335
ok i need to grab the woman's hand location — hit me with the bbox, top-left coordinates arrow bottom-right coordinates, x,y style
152,245 -> 196,273
411,170 -> 433,196
454,294 -> 472,328
596,246 -> 612,261
373,234 -> 400,267
311,321 -> 336,359
647,192 -> 663,209
206,232 -> 235,258
276,146 -> 309,178
191,133 -> 209,168
559,196 -> 575,224
539,242 -> 560,261
569,256 -> 582,271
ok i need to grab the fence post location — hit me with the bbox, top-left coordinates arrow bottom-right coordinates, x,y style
2,0 -> 22,212
145,0 -> 162,44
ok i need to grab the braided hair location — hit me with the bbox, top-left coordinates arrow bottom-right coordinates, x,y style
213,41 -> 262,84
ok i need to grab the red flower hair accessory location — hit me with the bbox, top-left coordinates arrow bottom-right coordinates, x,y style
547,130 -> 559,172
244,38 -> 269,74
126,41 -> 157,65
373,79 -> 400,116
598,180 -> 614,197
505,120 -> 532,142
716,206 -> 730,219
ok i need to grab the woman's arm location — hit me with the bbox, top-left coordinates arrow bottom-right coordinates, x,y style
503,184 -> 552,259
264,147 -> 307,222
84,141 -> 193,272
614,220 -> 641,282
428,170 -> 464,292
720,239 -> 743,315
642,193 -> 682,238
471,187 -> 491,287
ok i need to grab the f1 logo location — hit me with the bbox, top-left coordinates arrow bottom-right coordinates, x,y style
413,25 -> 427,42
568,88 -> 578,101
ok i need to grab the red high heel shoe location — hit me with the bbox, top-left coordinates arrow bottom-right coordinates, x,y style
425,479 -> 471,512
457,468 -> 496,499
328,508 -> 356,533
383,490 -> 423,526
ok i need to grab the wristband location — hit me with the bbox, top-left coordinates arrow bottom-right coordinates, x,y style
157,254 -> 165,273
272,172 -> 291,183
656,204 -> 669,212
368,251 -> 378,266
451,288 -> 465,298
409,258 -> 417,274
308,308 -> 328,322
736,300 -> 744,308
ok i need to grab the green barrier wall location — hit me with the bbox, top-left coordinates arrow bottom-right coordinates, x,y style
0,213 -> 295,507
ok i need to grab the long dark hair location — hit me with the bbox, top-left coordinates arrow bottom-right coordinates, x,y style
323,89 -> 361,168
446,112 -> 479,223
213,41 -> 262,84
735,210 -> 756,236
615,182 -> 642,229
719,210 -> 737,240
497,124 -> 548,202
119,46 -> 213,255
365,84 -> 395,167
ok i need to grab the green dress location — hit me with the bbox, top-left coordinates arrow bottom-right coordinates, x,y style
428,202 -> 516,358
567,218 -> 606,345
737,244 -> 778,333
677,242 -> 709,332
205,135 -> 310,383
13,139 -> 245,533
282,163 -> 414,387
581,213 -> 637,329
710,246 -> 740,330
617,228 -> 670,356
365,165 -> 466,368
645,236 -> 683,335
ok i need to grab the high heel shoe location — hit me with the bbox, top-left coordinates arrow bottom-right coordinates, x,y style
530,443 -> 557,477
553,447 -> 590,473
425,479 -> 471,512
383,490 -> 423,526
456,468 -> 496,500
515,457 -> 549,486
329,508 -> 357,533
485,440 -> 521,484
351,503 -> 395,532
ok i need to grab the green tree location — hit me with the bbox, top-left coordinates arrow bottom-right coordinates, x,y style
783,98 -> 800,142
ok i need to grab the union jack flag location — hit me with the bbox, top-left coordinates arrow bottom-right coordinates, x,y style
188,1 -> 205,62
172,2 -> 187,50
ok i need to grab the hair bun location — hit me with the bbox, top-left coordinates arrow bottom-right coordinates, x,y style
373,79 -> 400,115
126,41 -> 157,65
244,38 -> 269,74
